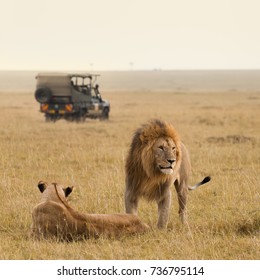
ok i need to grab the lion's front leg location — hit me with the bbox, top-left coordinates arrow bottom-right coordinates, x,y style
174,180 -> 188,223
156,189 -> 171,228
125,188 -> 139,215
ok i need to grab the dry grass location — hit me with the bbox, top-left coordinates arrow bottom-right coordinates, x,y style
0,90 -> 259,260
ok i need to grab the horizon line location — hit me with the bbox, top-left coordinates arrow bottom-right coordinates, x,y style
1,68 -> 260,72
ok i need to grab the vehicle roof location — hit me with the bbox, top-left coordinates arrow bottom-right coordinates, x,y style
36,72 -> 99,79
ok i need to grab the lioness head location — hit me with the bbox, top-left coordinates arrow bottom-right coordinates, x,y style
153,137 -> 177,175
37,181 -> 74,202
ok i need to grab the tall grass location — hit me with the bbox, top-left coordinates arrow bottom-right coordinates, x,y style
0,90 -> 259,259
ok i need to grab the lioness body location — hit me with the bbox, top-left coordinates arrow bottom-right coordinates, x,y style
125,119 -> 210,228
31,182 -> 149,240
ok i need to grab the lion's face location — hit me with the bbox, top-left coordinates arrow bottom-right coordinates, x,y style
153,137 -> 177,175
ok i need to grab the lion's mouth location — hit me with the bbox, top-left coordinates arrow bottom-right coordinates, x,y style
159,165 -> 174,175
159,165 -> 172,170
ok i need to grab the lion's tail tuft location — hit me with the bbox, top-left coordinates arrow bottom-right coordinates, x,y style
188,176 -> 211,191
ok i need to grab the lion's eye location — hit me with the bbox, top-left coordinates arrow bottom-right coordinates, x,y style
172,147 -> 176,150
159,146 -> 164,151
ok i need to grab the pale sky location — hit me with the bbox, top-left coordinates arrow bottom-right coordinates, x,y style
1,0 -> 260,70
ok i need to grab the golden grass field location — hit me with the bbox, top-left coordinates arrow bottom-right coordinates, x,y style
0,88 -> 259,259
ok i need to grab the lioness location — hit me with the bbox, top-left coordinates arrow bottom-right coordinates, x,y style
31,181 -> 149,240
125,119 -> 211,228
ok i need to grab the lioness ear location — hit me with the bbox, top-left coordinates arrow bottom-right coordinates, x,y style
64,186 -> 74,197
38,181 -> 47,193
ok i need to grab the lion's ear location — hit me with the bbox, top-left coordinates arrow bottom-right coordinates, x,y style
139,133 -> 147,144
64,186 -> 74,197
38,181 -> 47,193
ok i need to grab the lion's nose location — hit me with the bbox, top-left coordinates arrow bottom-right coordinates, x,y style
167,159 -> 175,164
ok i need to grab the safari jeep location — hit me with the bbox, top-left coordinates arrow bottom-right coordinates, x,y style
34,73 -> 110,122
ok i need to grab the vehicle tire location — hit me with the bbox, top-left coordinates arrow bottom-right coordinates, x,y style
81,109 -> 87,122
101,107 -> 109,120
45,114 -> 51,122
35,87 -> 52,103
75,109 -> 86,122
45,114 -> 56,122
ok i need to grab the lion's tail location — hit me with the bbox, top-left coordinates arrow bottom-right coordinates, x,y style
188,176 -> 211,191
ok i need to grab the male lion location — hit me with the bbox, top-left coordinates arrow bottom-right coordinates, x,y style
31,181 -> 149,240
125,119 -> 211,228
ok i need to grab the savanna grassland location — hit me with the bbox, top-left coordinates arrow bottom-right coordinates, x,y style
0,88 -> 259,260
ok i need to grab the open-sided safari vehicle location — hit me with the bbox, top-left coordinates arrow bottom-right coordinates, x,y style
34,73 -> 110,122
